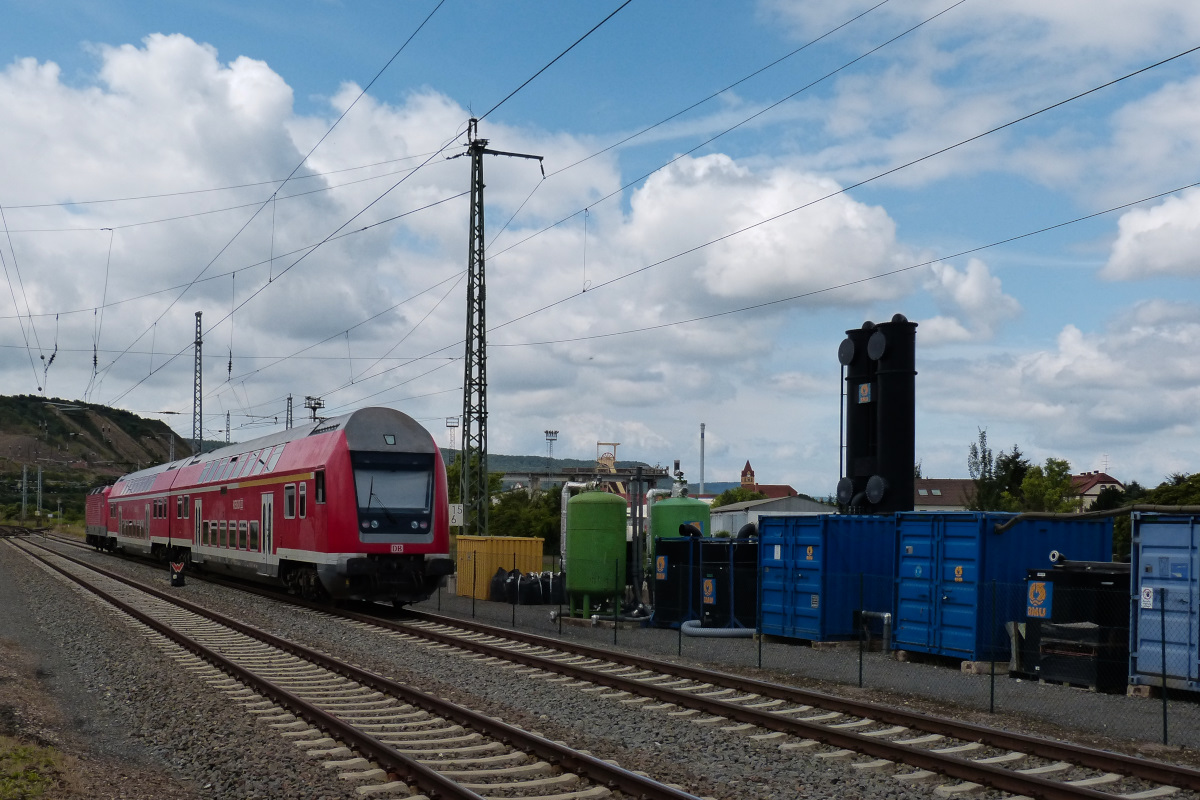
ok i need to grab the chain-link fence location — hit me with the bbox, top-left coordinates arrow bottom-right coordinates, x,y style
419,560 -> 1200,749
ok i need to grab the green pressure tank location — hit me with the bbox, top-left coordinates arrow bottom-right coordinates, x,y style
651,496 -> 711,542
565,491 -> 627,617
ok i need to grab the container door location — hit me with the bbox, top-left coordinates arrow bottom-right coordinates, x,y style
787,524 -> 824,639
895,514 -> 939,652
936,515 -> 985,659
758,520 -> 790,636
1133,517 -> 1199,685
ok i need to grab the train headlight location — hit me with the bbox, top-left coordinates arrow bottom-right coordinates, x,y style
411,521 -> 418,529
361,521 -> 369,529
371,520 -> 379,529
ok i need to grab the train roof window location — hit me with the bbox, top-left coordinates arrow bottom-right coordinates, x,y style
266,446 -> 284,472
384,434 -> 396,445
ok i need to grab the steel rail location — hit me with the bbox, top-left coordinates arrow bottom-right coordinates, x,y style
50,536 -> 1198,797
402,609 -> 1200,793
19,540 -> 703,800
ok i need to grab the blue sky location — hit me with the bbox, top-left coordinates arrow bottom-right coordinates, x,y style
1,1 -> 1198,494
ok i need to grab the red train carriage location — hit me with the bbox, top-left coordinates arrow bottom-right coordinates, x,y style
85,407 -> 452,605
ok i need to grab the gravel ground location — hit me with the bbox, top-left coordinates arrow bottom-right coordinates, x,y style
416,579 -> 1200,754
5,535 -> 1197,800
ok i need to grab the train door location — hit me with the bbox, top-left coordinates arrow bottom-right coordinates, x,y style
260,493 -> 274,571
193,498 -> 203,546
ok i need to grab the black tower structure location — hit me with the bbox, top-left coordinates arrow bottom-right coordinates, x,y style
836,314 -> 918,514
455,118 -> 542,536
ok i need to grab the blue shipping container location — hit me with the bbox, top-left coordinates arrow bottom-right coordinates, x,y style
1130,513 -> 1200,692
759,515 -> 897,641
894,512 -> 1113,661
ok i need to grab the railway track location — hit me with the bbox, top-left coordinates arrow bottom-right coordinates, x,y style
37,534 -> 1200,800
10,538 -> 704,800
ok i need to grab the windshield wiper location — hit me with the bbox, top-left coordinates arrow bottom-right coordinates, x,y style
366,477 -> 400,526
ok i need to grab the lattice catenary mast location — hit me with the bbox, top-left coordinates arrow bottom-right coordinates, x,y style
192,311 -> 202,455
455,118 -> 542,536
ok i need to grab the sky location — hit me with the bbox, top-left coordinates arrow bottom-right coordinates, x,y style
1,0 -> 1199,496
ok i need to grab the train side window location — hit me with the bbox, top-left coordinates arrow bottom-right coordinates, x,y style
314,470 -> 325,503
182,496 -> 189,519
284,484 -> 296,519
176,497 -> 183,518
202,521 -> 210,546
238,452 -> 257,478
266,447 -> 284,472
299,482 -> 307,518
249,521 -> 260,551
238,521 -> 248,549
219,521 -> 227,548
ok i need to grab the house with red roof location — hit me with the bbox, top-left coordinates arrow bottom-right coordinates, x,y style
740,461 -> 798,499
1071,471 -> 1123,510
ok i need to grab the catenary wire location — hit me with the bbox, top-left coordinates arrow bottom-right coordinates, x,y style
488,0 -> 968,263
485,41 -> 1200,337
545,0 -> 894,180
490,177 -> 1200,347
477,0 -> 634,122
97,0 -> 449,395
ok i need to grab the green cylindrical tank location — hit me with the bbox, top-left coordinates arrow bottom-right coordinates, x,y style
564,491 -> 627,617
651,496 -> 711,542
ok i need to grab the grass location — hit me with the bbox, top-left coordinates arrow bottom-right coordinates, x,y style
0,735 -> 64,799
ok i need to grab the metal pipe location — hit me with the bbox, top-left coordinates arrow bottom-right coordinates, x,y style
992,504 -> 1200,534
699,423 -> 705,497
860,610 -> 892,652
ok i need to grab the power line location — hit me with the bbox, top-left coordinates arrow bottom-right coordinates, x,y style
544,0 -> 895,180
485,40 -> 1200,338
0,190 -> 468,322
478,0 -> 634,122
5,158 -> 455,234
1,151 -> 440,211
0,203 -> 43,389
488,0 -> 969,264
490,177 -> 1200,348
99,0 -> 449,400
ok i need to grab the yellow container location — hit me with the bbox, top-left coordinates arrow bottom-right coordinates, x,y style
454,535 -> 544,599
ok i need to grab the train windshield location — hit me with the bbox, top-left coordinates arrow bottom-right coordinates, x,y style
355,467 -> 431,512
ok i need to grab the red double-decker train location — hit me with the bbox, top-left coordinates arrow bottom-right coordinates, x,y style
85,406 -> 452,605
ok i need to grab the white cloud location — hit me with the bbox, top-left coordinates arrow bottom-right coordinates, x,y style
920,258 -> 1020,342
1102,188 -> 1200,280
919,302 -> 1200,481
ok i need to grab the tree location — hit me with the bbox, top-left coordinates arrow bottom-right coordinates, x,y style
994,445 -> 1030,505
967,429 -> 1015,511
489,488 -> 561,552
445,454 -> 502,505
710,486 -> 767,509
1018,457 -> 1077,512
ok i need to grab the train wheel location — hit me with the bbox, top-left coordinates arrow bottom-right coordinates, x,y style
298,568 -> 328,602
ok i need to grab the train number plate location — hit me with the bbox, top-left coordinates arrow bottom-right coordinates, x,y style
391,544 -> 404,553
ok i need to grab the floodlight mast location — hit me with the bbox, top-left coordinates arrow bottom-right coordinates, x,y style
454,118 -> 542,536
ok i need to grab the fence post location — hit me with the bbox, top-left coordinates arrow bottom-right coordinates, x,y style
512,553 -> 518,628
471,556 -> 477,619
1161,586 -> 1169,746
757,562 -> 764,669
558,554 -> 563,635
990,580 -> 996,714
613,558 -> 619,646
858,572 -> 865,688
